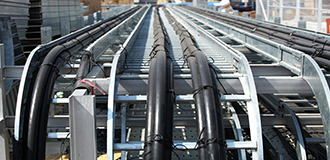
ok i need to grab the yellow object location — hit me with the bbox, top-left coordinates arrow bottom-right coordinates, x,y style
157,0 -> 169,4
45,154 -> 69,160
46,152 -> 121,160
97,152 -> 121,160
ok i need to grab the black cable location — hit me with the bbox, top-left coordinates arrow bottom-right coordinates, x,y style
144,6 -> 174,160
21,7 -> 142,160
13,8 -> 141,159
164,6 -> 226,160
208,63 -> 228,94
183,6 -> 330,69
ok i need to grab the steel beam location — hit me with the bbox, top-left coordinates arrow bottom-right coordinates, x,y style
53,74 -> 312,94
113,140 -> 257,150
116,76 -> 311,94
0,43 -> 10,160
5,113 -> 323,129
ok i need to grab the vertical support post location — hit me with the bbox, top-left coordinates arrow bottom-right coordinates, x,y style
274,17 -> 281,24
0,17 -> 13,96
69,89 -> 97,160
258,0 -> 269,21
0,44 -> 9,160
266,0 -> 270,20
256,14 -> 263,20
243,12 -> 249,17
88,14 -> 94,25
103,11 -> 109,19
280,0 -> 283,24
77,17 -> 85,30
327,19 -> 330,34
298,21 -> 306,29
109,9 -> 112,18
60,20 -> 70,36
296,0 -> 301,26
108,75 -> 120,160
97,11 -> 102,21
121,104 -> 127,160
41,26 -> 52,44
0,17 -> 14,67
256,0 -> 260,16
109,9 -> 113,18
317,0 -> 322,32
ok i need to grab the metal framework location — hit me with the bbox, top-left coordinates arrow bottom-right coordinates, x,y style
175,5 -> 330,160
256,0 -> 330,32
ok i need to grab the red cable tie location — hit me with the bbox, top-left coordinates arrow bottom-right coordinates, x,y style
77,80 -> 106,95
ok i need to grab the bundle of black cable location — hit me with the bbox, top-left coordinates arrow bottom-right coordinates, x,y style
144,6 -> 174,160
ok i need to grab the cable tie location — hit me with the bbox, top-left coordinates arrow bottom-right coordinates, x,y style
118,45 -> 129,74
312,37 -> 320,44
194,127 -> 206,150
208,56 -> 215,63
193,85 -> 221,97
314,39 -> 328,57
40,63 -> 60,74
182,44 -> 196,54
168,89 -> 176,104
77,80 -> 106,95
60,44 -> 72,57
75,38 -> 85,48
252,27 -> 257,32
208,63 -> 228,94
189,49 -> 202,56
86,31 -> 95,41
205,138 -> 227,148
289,31 -> 295,37
81,50 -> 92,56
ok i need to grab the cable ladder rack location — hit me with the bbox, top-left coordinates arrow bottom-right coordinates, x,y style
171,5 -> 330,160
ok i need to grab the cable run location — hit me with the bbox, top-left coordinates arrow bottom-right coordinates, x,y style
144,6 -> 174,160
164,6 -> 226,160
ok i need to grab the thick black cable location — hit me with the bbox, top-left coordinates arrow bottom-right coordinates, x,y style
22,7 -> 141,160
13,7 -> 140,160
152,52 -> 167,159
186,56 -> 207,159
183,7 -> 330,65
209,66 -> 226,156
182,6 -> 330,68
144,6 -> 173,160
73,50 -> 92,92
164,6 -> 226,160
164,56 -> 174,159
144,58 -> 157,160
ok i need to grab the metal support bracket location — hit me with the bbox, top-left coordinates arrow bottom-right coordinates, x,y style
69,89 -> 97,160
